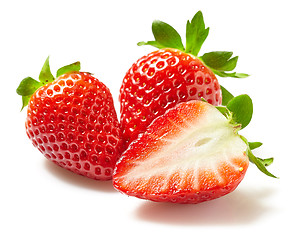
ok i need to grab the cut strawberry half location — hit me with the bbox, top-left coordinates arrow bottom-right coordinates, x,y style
113,97 -> 276,204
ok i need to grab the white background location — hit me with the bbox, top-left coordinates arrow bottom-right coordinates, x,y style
1,0 -> 295,239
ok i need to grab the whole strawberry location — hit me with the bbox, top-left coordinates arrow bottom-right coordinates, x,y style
120,11 -> 248,146
17,58 -> 123,180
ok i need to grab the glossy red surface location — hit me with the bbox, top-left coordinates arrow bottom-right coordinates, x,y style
26,72 -> 123,180
119,48 -> 222,147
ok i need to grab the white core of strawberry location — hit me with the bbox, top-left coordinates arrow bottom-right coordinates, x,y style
121,104 -> 248,191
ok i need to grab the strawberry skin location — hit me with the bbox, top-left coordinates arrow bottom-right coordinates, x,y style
119,10 -> 250,148
25,72 -> 123,180
120,48 -> 222,146
113,100 -> 249,203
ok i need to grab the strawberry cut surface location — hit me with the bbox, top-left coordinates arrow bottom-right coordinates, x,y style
120,48 -> 222,147
26,72 -> 123,180
113,100 -> 249,203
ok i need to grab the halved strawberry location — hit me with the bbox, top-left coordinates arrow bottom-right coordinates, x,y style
113,96 -> 276,203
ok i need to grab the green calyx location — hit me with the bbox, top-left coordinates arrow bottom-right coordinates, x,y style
16,57 -> 80,110
216,94 -> 277,178
138,11 -> 249,79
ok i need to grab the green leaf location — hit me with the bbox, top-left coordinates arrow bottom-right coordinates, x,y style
200,51 -> 249,78
39,56 -> 54,85
249,141 -> 263,150
185,11 -> 209,56
240,136 -> 277,178
56,61 -> 81,77
258,157 -> 274,167
220,85 -> 234,106
227,94 -> 253,129
138,41 -> 164,49
152,20 -> 184,50
234,73 -> 250,78
212,70 -> 249,78
200,51 -> 236,71
247,148 -> 277,178
21,95 -> 31,110
222,56 -> 239,71
138,20 -> 184,50
16,77 -> 42,96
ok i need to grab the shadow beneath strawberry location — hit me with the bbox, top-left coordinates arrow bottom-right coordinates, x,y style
44,159 -> 116,193
134,187 -> 276,225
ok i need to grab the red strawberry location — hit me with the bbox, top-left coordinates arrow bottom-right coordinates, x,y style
17,58 -> 123,180
113,97 -> 276,203
120,11 -> 248,147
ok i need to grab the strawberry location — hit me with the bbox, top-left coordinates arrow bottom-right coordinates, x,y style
113,96 -> 276,203
119,11 -> 248,147
17,57 -> 123,180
